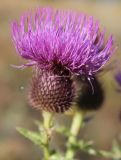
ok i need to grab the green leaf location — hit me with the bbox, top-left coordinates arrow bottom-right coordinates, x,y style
34,120 -> 44,132
16,127 -> 44,147
56,126 -> 73,137
78,140 -> 93,150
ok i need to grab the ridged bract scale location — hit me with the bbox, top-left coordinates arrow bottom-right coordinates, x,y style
28,68 -> 75,113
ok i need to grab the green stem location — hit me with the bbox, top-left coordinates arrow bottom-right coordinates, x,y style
65,111 -> 84,160
42,111 -> 54,160
43,111 -> 54,129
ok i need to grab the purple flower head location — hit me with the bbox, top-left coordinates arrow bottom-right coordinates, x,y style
115,72 -> 121,86
12,8 -> 115,77
11,8 -> 115,113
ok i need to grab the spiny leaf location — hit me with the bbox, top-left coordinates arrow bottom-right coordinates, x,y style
56,125 -> 75,137
34,120 -> 44,132
16,127 -> 44,147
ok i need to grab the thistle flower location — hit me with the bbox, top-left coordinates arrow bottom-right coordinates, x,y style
115,71 -> 121,87
115,71 -> 121,93
11,8 -> 115,113
76,76 -> 104,110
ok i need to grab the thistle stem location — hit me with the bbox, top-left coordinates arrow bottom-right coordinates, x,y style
42,111 -> 54,160
65,111 -> 84,160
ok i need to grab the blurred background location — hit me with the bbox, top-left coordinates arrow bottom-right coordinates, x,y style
0,0 -> 121,160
